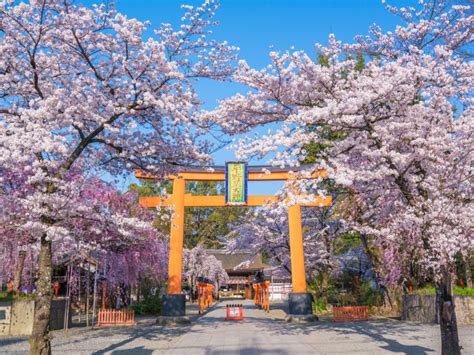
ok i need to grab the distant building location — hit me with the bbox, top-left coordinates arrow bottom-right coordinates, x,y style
206,250 -> 295,300
206,249 -> 269,298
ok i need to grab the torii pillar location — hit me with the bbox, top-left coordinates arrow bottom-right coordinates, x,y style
287,203 -> 314,317
136,166 -> 331,320
160,176 -> 187,317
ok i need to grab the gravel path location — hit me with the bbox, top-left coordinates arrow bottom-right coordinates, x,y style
1,300 -> 473,354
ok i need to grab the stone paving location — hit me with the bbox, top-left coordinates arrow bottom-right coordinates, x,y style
0,299 -> 473,354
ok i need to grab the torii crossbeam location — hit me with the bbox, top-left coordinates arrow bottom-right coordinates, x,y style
135,165 -> 332,319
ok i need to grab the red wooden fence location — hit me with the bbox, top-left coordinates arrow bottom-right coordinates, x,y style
333,306 -> 369,322
97,309 -> 136,327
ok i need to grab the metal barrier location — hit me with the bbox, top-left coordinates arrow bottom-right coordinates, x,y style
225,304 -> 244,320
333,306 -> 369,322
253,280 -> 270,312
97,309 -> 136,326
197,282 -> 214,314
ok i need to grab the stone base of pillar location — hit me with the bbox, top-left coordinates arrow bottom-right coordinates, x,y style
161,294 -> 186,317
156,315 -> 191,325
288,292 -> 315,316
285,314 -> 318,323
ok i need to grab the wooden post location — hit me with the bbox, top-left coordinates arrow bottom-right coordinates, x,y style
13,249 -> 27,295
64,262 -> 73,332
29,249 -> 34,292
167,177 -> 186,294
92,269 -> 98,328
102,282 -> 106,310
86,264 -> 90,327
288,204 -> 307,293
78,269 -> 81,304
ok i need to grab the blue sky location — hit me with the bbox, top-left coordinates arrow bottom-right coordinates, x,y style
111,0 -> 407,193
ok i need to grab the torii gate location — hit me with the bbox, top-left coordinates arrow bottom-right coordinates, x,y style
135,165 -> 332,319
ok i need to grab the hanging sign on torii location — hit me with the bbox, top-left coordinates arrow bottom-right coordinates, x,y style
225,161 -> 248,205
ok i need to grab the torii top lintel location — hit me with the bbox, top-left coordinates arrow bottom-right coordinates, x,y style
134,165 -> 327,182
135,165 -> 332,208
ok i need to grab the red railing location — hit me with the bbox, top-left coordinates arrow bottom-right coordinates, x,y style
333,306 -> 369,322
197,282 -> 213,314
253,281 -> 270,312
97,309 -> 136,327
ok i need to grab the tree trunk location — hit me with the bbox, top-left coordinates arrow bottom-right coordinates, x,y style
86,263 -> 90,327
464,258 -> 472,289
321,269 -> 329,303
29,235 -> 52,355
13,250 -> 27,295
387,285 -> 402,313
437,272 -> 461,355
137,282 -> 141,304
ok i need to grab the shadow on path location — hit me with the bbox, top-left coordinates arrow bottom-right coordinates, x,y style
89,324 -> 192,355
196,300 -> 435,354
110,345 -> 154,355
0,300 -> 444,354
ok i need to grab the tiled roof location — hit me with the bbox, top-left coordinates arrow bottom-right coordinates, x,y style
206,249 -> 269,271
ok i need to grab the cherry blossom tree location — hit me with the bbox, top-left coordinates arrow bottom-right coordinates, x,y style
226,205 -> 341,295
1,169 -> 168,307
209,1 -> 473,353
97,189 -> 168,290
0,0 -> 235,352
183,245 -> 228,298
80,186 -> 168,309
104,238 -> 168,292
0,167 -> 40,293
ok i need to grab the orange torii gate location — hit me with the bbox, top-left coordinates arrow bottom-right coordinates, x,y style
135,165 -> 332,320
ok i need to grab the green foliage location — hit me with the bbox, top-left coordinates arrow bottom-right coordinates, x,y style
129,180 -> 170,197
130,277 -> 163,315
130,294 -> 161,315
318,54 -> 329,67
0,291 -> 12,301
0,291 -> 36,302
413,285 -> 474,296
359,280 -> 382,307
413,285 -> 436,296
309,276 -> 383,307
454,252 -> 473,287
301,126 -> 346,165
184,182 -> 250,248
128,180 -> 172,234
312,298 -> 328,312
128,302 -> 143,315
130,179 -> 250,249
354,53 -> 365,72
332,291 -> 356,306
301,53 -> 349,166
308,272 -> 337,301
333,232 -> 362,255
329,281 -> 381,307
454,286 -> 474,296
186,181 -> 222,195
185,205 -> 248,249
